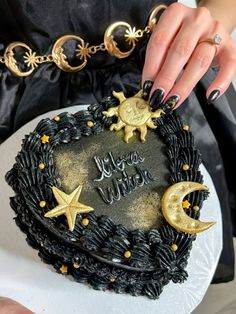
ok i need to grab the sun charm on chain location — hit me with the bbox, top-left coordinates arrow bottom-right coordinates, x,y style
23,51 -> 39,69
103,90 -> 164,143
76,42 -> 91,61
124,27 -> 140,46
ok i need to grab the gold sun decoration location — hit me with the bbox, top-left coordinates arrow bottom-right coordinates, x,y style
102,90 -> 164,143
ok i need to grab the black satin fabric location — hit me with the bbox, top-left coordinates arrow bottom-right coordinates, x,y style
0,0 -> 235,283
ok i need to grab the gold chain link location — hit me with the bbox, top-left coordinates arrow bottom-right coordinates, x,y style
143,25 -> 151,34
88,43 -> 106,54
0,4 -> 166,76
35,54 -> 54,64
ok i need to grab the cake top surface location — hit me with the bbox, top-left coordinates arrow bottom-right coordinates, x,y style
5,90 -> 215,299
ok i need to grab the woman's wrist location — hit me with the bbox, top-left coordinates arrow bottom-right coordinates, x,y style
197,0 -> 236,33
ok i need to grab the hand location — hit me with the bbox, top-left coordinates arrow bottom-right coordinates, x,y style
0,297 -> 33,313
142,3 -> 236,111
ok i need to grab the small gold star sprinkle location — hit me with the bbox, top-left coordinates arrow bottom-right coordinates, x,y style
60,265 -> 68,273
81,218 -> 90,226
124,250 -> 132,258
110,277 -> 116,282
182,164 -> 190,171
44,185 -> 94,232
87,121 -> 94,127
73,263 -> 80,269
39,201 -> 46,208
41,134 -> 49,144
38,163 -> 45,170
193,205 -> 200,211
53,115 -> 60,121
182,200 -> 191,209
171,244 -> 178,252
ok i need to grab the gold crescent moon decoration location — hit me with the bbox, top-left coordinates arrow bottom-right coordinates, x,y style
4,42 -> 35,77
162,181 -> 215,234
104,21 -> 136,59
148,4 -> 167,31
52,35 -> 87,72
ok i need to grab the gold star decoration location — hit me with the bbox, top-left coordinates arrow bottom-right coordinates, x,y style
182,200 -> 191,209
40,134 -> 49,144
44,185 -> 94,231
60,265 -> 68,274
102,90 -> 164,143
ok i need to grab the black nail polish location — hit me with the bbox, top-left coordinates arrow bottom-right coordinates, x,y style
162,95 -> 180,114
207,90 -> 220,104
142,80 -> 153,100
149,88 -> 165,110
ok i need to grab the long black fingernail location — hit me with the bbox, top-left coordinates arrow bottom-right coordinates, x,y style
207,90 -> 220,104
149,88 -> 165,110
142,80 -> 153,100
162,95 -> 180,114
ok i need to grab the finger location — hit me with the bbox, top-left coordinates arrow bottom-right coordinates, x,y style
150,17 -> 212,101
142,3 -> 185,85
163,41 -> 216,108
0,297 -> 34,313
207,48 -> 236,102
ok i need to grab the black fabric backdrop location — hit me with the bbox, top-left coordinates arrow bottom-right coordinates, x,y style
0,0 -> 235,283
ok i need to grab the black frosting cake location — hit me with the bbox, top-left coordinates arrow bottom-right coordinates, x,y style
5,91 -> 214,299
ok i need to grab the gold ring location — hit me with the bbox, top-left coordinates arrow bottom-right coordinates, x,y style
198,34 -> 222,55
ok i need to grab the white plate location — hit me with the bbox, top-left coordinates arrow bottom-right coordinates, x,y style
0,106 -> 222,314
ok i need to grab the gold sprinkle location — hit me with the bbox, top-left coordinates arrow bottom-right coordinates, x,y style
183,124 -> 189,131
81,218 -> 90,226
110,277 -> 116,282
171,244 -> 178,252
60,265 -> 68,273
193,205 -> 200,211
53,115 -> 60,121
40,134 -> 49,144
39,201 -> 46,208
38,163 -> 45,170
87,121 -> 94,127
182,164 -> 190,171
182,200 -> 191,209
73,263 -> 80,269
124,250 -> 132,258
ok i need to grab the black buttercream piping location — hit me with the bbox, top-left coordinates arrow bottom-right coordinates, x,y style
5,95 -> 207,299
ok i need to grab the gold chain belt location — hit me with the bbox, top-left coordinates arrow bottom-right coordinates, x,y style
0,4 -> 166,77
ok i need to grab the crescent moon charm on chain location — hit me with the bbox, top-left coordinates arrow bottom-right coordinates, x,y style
4,42 -> 35,77
162,181 -> 215,234
104,21 -> 137,59
1,4 -> 167,76
52,35 -> 88,72
148,4 -> 167,31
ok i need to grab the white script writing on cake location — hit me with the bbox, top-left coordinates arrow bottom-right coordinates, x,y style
93,151 -> 154,204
